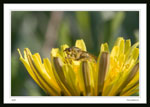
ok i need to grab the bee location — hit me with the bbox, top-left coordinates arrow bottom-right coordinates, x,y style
64,46 -> 97,62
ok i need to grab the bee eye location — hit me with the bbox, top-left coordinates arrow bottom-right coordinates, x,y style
64,48 -> 69,52
68,49 -> 71,52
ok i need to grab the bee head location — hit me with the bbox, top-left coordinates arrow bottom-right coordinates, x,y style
64,48 -> 72,52
64,47 -> 81,55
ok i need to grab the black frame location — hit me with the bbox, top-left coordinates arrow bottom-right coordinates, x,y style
1,0 -> 149,105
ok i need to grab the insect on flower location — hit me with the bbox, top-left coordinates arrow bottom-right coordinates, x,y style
64,46 -> 97,62
17,38 -> 139,96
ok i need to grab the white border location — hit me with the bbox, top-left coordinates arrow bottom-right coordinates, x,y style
4,4 -> 147,104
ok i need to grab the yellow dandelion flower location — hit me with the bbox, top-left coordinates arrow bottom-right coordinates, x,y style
17,37 -> 139,96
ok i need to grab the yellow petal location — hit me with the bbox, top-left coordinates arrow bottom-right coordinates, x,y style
132,48 -> 139,61
88,62 -> 95,96
114,37 -> 125,54
25,49 -> 59,96
81,61 -> 91,96
120,79 -> 139,95
121,85 -> 139,96
115,63 -> 139,95
51,48 -> 60,57
120,71 -> 139,95
97,43 -> 109,70
102,81 -> 114,96
125,39 -> 131,54
60,44 -> 69,57
114,37 -> 124,46
17,48 -> 23,58
125,42 -> 139,61
61,44 -> 69,51
110,46 -> 119,58
17,49 -> 46,93
118,38 -> 125,54
52,57 -> 72,96
78,62 -> 86,95
97,52 -> 110,95
90,62 -> 98,96
125,71 -> 139,90
63,64 -> 80,95
100,43 -> 109,53
75,39 -> 87,51
43,58 -> 61,93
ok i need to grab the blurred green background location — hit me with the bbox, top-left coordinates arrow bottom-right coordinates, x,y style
11,11 -> 139,96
